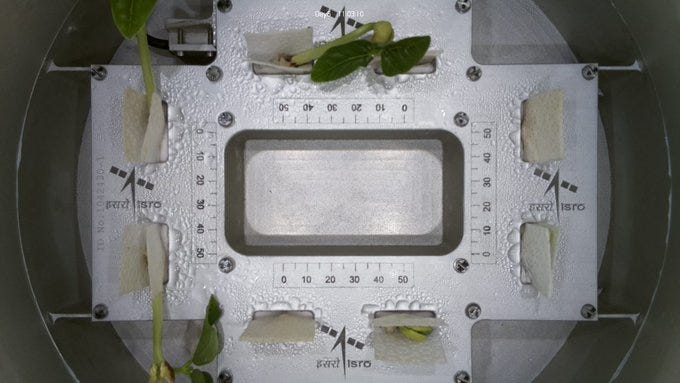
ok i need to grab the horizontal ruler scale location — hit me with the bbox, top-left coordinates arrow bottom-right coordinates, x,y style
274,98 -> 415,125
273,262 -> 414,288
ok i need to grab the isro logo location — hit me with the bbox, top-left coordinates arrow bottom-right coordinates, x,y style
110,166 -> 155,191
316,323 -> 371,378
107,165 -> 161,214
317,5 -> 366,36
530,168 -> 585,219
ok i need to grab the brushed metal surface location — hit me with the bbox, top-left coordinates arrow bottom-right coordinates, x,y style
244,139 -> 445,245
89,0 -> 599,381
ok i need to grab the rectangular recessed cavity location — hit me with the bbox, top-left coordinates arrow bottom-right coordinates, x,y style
252,310 -> 315,320
225,130 -> 463,255
252,55 -> 438,76
373,310 -> 438,322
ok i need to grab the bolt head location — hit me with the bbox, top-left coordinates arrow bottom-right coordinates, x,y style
581,304 -> 597,319
582,65 -> 598,80
92,303 -> 108,320
217,0 -> 233,13
218,369 -> 233,383
465,303 -> 481,320
91,66 -> 107,81
218,111 -> 235,128
466,65 -> 482,81
454,370 -> 471,383
454,258 -> 470,273
455,0 -> 471,14
454,112 -> 470,127
206,66 -> 223,82
218,257 -> 235,274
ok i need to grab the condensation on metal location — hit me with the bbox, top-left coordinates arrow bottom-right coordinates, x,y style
88,1 -> 601,382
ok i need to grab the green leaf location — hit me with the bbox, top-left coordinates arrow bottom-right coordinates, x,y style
192,322 -> 219,365
110,0 -> 159,39
380,36 -> 431,77
192,295 -> 223,366
311,40 -> 375,83
205,295 -> 222,325
190,369 -> 214,383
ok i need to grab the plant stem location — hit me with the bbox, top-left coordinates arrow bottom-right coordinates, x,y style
137,24 -> 156,106
291,22 -> 376,65
174,360 -> 194,376
152,292 -> 165,365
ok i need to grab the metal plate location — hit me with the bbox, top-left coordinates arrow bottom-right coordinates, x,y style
90,0 -> 599,381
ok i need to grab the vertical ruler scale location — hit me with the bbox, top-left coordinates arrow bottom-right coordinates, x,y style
191,123 -> 219,264
470,122 -> 498,264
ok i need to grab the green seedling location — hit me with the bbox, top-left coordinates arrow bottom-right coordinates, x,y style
398,326 -> 434,342
172,295 -> 224,382
111,2 -> 224,382
290,21 -> 431,82
407,326 -> 434,335
110,0 -> 157,106
148,295 -> 223,383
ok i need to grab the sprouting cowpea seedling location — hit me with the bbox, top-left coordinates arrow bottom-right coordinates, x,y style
147,294 -> 223,383
289,21 -> 431,82
110,2 -> 224,382
110,0 -> 158,105
171,295 -> 224,383
384,325 -> 434,342
398,326 -> 433,342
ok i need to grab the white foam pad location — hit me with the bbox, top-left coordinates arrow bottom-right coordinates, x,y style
141,92 -> 168,163
240,312 -> 315,344
520,223 -> 559,297
146,223 -> 168,298
123,89 -> 168,164
119,223 -> 168,296
245,28 -> 313,74
521,90 -> 565,163
120,224 -> 149,295
372,312 -> 446,365
123,89 -> 147,164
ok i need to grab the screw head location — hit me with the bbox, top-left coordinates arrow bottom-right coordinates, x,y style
218,111 -> 235,128
91,65 -> 107,81
454,112 -> 470,127
218,257 -> 236,274
465,303 -> 481,320
92,304 -> 109,320
581,304 -> 597,319
453,371 -> 470,383
582,65 -> 598,80
218,369 -> 233,383
454,370 -> 471,383
455,0 -> 471,14
206,65 -> 223,82
454,258 -> 470,273
466,65 -> 482,81
217,0 -> 233,13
